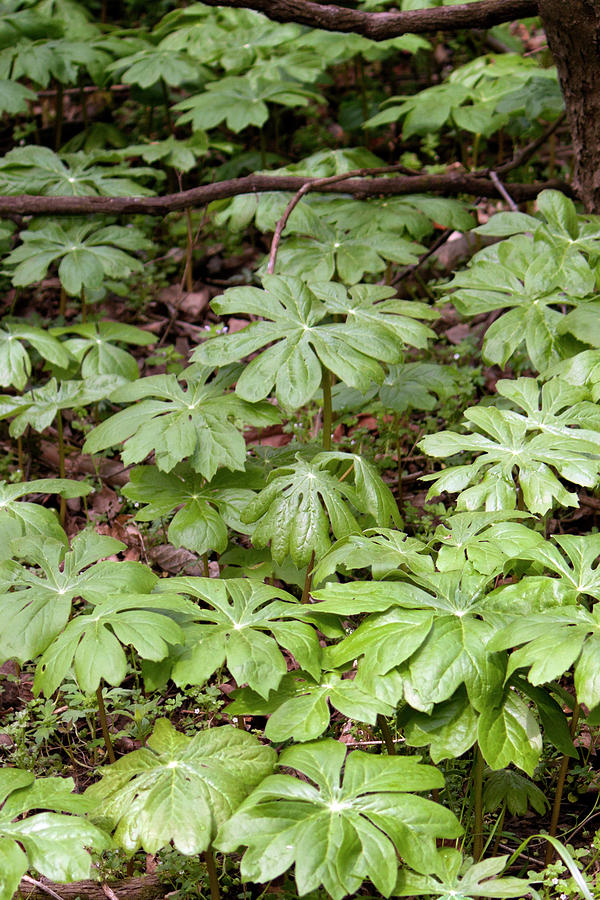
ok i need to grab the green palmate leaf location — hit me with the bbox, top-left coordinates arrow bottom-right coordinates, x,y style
50,321 -> 154,380
0,35 -> 109,87
86,718 -> 276,855
477,689 -> 542,775
402,687 -> 478,762
121,134 -> 209,172
420,377 -> 600,515
107,44 -> 202,88
34,592 -> 195,695
476,190 -> 600,263
440,234 -> 589,372
303,194 -> 474,242
153,577 -> 321,696
483,768 -> 547,816
491,605 -> 600,710
0,530 -> 157,665
379,361 -> 462,413
0,146 -> 157,196
0,79 -> 36,114
123,464 -> 255,556
228,669 -> 394,742
240,450 -> 398,567
0,478 -> 92,549
174,75 -> 322,132
0,321 -> 71,389
313,528 -> 433,585
313,570 -> 505,714
4,220 -> 153,296
268,212 -> 424,285
0,375 -> 122,437
216,739 -> 461,898
83,367 -> 280,479
193,276 -> 402,409
0,769 -> 111,900
431,512 -> 538,575
310,282 -> 435,350
366,53 -> 560,139
396,848 -> 536,899
502,532 -> 600,601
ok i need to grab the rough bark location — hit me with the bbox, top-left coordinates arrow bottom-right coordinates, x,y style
0,175 -> 571,217
539,0 -> 600,212
198,0 -> 539,39
15,876 -> 168,900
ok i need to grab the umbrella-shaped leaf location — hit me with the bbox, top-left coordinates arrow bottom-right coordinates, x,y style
0,529 -> 157,664
34,592 -> 195,695
84,368 -> 280,479
216,739 -> 461,898
241,451 -> 398,567
122,464 -> 255,556
86,718 -> 276,855
229,668 -> 394,742
0,769 -> 111,900
153,577 -> 321,697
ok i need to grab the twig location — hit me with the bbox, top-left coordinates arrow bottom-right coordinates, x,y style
489,170 -> 519,210
101,886 -> 120,900
393,227 -> 454,283
495,111 -> 567,175
197,0 -> 539,40
267,164 -> 415,273
21,877 -> 66,900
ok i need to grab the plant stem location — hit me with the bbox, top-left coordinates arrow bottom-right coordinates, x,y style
55,82 -> 64,150
81,287 -> 87,323
56,409 -> 66,525
376,714 -> 396,755
185,207 -> 194,292
490,803 -> 506,857
17,436 -> 24,480
96,682 -> 116,763
321,365 -> 332,451
545,700 -> 581,864
259,127 -> 267,169
301,550 -> 315,604
396,415 -> 404,514
472,745 -> 485,861
204,849 -> 221,900
471,132 -> 481,170
203,553 -> 210,578
161,78 -> 174,134
59,286 -> 67,317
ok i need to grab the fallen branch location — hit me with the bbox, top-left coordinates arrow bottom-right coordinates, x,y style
0,173 -> 572,217
16,876 -> 167,900
197,0 -> 539,39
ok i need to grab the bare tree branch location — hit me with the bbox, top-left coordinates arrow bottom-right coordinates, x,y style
197,0 -> 539,39
16,876 -> 166,900
0,173 -> 572,218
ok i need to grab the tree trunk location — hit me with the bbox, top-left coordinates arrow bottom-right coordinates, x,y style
539,0 -> 600,212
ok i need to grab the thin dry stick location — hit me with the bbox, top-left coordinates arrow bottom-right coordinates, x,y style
489,170 -> 519,211
393,227 -> 454,284
0,173 -> 572,217
495,111 -> 567,175
267,164 -> 419,274
21,877 -> 66,900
